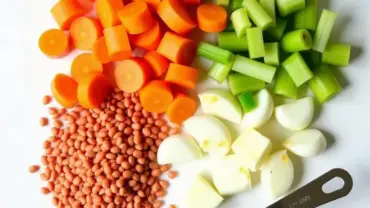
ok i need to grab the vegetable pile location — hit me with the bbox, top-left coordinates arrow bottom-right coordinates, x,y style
31,0 -> 354,207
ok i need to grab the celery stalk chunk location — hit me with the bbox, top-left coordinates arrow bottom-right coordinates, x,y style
265,18 -> 288,41
282,52 -> 313,87
276,0 -> 305,17
294,0 -> 317,31
312,9 -> 337,53
242,0 -> 273,30
232,55 -> 277,83
231,8 -> 252,37
230,0 -> 244,12
217,0 -> 230,7
322,43 -> 351,66
259,0 -> 276,27
208,55 -> 236,84
197,42 -> 233,64
264,42 -> 279,66
218,32 -> 248,52
273,67 -> 298,99
281,29 -> 312,53
247,27 -> 265,59
227,72 -> 266,95
238,91 -> 257,112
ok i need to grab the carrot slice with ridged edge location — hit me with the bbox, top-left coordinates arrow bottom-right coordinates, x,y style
70,17 -> 102,50
51,74 -> 78,108
157,0 -> 196,35
77,73 -> 111,109
104,25 -> 132,61
39,29 -> 69,58
197,4 -> 227,32
51,0 -> 85,30
143,51 -> 169,77
118,1 -> 155,34
139,80 -> 173,113
96,0 -> 124,28
165,63 -> 198,89
130,20 -> 162,50
71,53 -> 103,83
92,37 -> 111,64
166,92 -> 197,124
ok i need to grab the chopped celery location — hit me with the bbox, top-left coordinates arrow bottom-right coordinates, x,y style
232,55 -> 277,83
231,8 -> 252,37
322,43 -> 351,66
273,67 -> 298,99
281,29 -> 312,52
294,0 -> 317,31
217,0 -> 230,6
312,9 -> 337,53
208,55 -> 236,84
276,0 -> 305,17
308,65 -> 342,103
243,0 -> 273,30
197,42 -> 233,64
282,52 -> 313,87
224,22 -> 235,32
227,72 -> 266,95
230,0 -> 244,12
302,50 -> 322,69
259,0 -> 276,27
264,42 -> 279,66
238,91 -> 257,112
265,18 -> 288,41
247,27 -> 265,59
218,32 -> 248,51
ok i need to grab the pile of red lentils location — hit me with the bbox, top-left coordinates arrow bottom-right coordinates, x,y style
30,88 -> 180,208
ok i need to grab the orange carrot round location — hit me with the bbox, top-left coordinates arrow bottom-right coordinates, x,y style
114,58 -> 152,93
70,17 -> 102,50
103,64 -> 117,88
157,32 -> 197,65
157,0 -> 196,35
143,51 -> 169,77
165,63 -> 198,89
51,74 -> 78,108
197,4 -> 227,32
103,25 -> 132,61
96,0 -> 124,29
78,73 -> 111,109
78,0 -> 95,11
118,1 -> 154,34
130,20 -> 162,50
39,29 -> 69,58
166,93 -> 197,124
139,80 -> 173,113
51,0 -> 85,30
71,53 -> 103,83
92,37 -> 111,64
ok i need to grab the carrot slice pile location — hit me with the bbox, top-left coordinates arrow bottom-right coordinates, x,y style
139,80 -> 173,113
77,73 -> 111,109
165,63 -> 198,89
39,29 -> 69,58
77,0 -> 95,11
143,51 -> 169,77
130,20 -> 162,50
51,0 -> 85,30
144,0 -> 161,10
92,37 -> 111,64
166,92 -> 197,124
70,17 -> 102,50
157,32 -> 197,65
114,58 -> 152,93
197,4 -> 227,32
118,1 -> 154,34
184,0 -> 201,5
51,74 -> 78,108
157,0 -> 196,35
103,25 -> 132,61
96,0 -> 124,28
71,53 -> 103,82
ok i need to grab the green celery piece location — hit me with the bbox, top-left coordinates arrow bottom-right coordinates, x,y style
322,43 -> 351,66
282,52 -> 313,87
312,9 -> 337,53
259,0 -> 276,27
273,67 -> 298,99
302,50 -> 322,69
294,0 -> 318,31
281,29 -> 312,53
308,65 -> 342,103
218,32 -> 248,51
230,0 -> 244,12
197,42 -> 233,64
243,0 -> 274,30
238,91 -> 257,112
265,18 -> 288,41
217,0 -> 230,6
276,0 -> 305,17
227,72 -> 266,95
208,55 -> 236,84
232,55 -> 277,83
231,8 -> 252,37
247,27 -> 265,59
224,22 -> 235,32
264,42 -> 279,66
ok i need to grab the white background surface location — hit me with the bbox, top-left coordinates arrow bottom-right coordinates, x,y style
1,0 -> 370,207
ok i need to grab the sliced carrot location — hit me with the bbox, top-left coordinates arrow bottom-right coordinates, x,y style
114,58 -> 152,93
70,17 -> 102,50
197,4 -> 227,32
166,92 -> 197,124
51,74 -> 78,108
103,63 -> 117,88
130,20 -> 162,50
51,0 -> 85,30
39,29 -> 69,58
157,0 -> 196,35
139,80 -> 173,113
143,51 -> 169,77
157,32 -> 197,65
184,0 -> 201,5
92,37 -> 111,64
103,25 -> 132,61
96,0 -> 124,28
71,53 -> 103,83
118,1 -> 154,34
77,0 -> 95,11
165,63 -> 198,89
145,0 -> 161,10
78,73 -> 111,109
